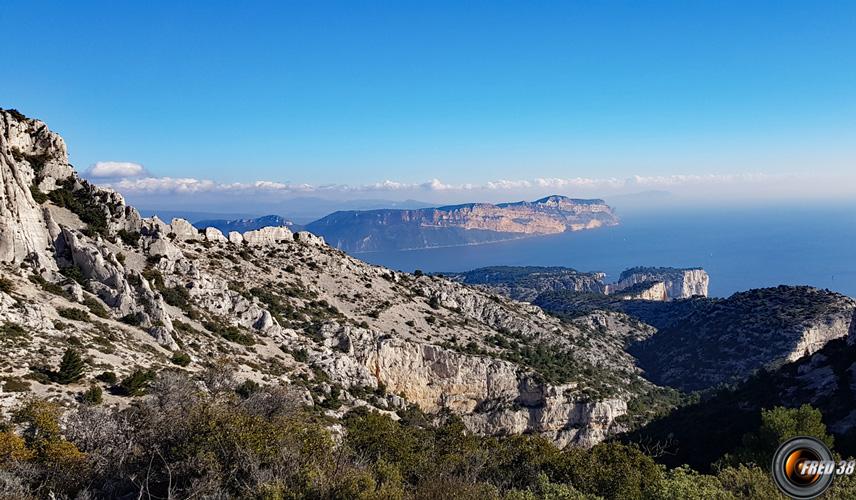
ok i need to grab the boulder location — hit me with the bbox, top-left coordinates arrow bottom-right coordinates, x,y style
242,226 -> 292,246
228,231 -> 243,245
204,227 -> 227,242
170,218 -> 199,241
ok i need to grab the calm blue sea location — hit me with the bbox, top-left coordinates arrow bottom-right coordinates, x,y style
357,203 -> 856,298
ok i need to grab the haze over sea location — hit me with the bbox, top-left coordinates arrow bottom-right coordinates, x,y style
358,203 -> 856,298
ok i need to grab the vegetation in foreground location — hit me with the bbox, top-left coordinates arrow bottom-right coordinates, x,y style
1,368 -> 855,499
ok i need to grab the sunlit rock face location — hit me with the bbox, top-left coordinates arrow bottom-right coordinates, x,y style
607,267 -> 709,300
305,196 -> 619,252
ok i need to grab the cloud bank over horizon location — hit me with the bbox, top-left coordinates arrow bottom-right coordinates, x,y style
102,172 -> 799,195
88,167 -> 856,216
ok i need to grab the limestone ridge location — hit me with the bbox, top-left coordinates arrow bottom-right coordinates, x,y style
448,266 -> 709,302
305,196 -> 619,252
0,108 -> 662,447
606,267 -> 709,300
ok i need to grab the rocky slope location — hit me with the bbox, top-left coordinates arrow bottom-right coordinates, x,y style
305,196 -> 619,252
629,286 -> 856,391
0,108 -> 665,448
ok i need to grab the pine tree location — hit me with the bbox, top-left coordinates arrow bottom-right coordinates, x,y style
55,348 -> 85,384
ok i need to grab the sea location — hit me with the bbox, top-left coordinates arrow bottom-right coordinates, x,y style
357,203 -> 856,298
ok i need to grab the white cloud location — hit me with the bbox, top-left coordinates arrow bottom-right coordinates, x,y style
86,161 -> 148,178
105,172 -> 796,196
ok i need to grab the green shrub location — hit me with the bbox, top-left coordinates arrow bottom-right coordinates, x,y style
170,352 -> 191,367
81,385 -> 103,405
116,229 -> 141,248
236,379 -> 261,398
726,404 -> 834,468
161,285 -> 191,309
58,308 -> 90,322
141,267 -> 165,289
95,371 -> 117,385
60,265 -> 86,285
82,296 -> 110,319
203,320 -> 254,346
0,322 -> 30,342
29,274 -> 67,296
115,369 -> 155,396
0,277 -> 14,294
1,377 -> 31,393
54,349 -> 85,384
47,179 -> 109,236
119,313 -> 144,326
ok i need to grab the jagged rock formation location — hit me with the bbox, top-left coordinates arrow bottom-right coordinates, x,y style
606,267 -> 709,300
0,109 -> 664,447
305,196 -> 619,252
445,266 -> 607,302
629,286 -> 856,391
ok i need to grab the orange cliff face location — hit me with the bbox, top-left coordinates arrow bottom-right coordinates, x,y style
419,197 -> 618,234
306,196 -> 619,252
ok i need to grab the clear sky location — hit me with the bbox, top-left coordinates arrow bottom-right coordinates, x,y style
2,1 -> 855,209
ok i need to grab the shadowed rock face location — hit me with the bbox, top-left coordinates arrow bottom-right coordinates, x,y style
0,108 -> 659,447
629,286 -> 856,391
305,196 -> 619,252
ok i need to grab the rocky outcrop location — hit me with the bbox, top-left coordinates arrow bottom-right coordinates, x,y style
228,231 -> 243,244
611,281 -> 667,301
607,267 -> 709,300
306,195 -> 619,252
169,218 -> 199,241
242,226 -> 293,246
204,227 -> 227,242
0,110 -> 64,270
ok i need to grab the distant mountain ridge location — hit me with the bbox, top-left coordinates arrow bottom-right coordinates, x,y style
305,195 -> 620,252
193,215 -> 300,234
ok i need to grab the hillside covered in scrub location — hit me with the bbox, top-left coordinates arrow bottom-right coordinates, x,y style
4,107 -> 856,498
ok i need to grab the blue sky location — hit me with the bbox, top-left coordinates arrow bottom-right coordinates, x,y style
2,1 -> 855,208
